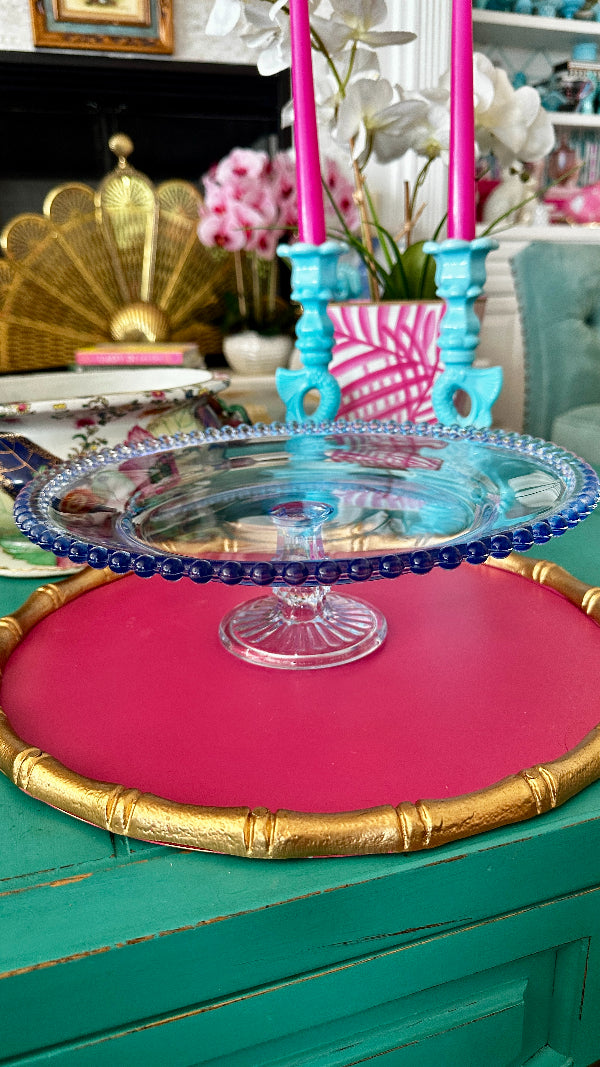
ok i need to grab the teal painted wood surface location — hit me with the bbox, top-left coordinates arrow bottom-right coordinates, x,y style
530,488 -> 600,586
1,480 -> 600,1065
2,765 -> 600,1063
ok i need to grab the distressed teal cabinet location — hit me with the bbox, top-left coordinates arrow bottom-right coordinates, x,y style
2,500 -> 600,1065
2,773 -> 600,1065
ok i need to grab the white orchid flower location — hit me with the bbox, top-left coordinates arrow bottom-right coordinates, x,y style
306,48 -> 379,129
472,51 -> 497,113
437,52 -> 554,167
471,53 -> 553,164
312,0 -> 415,57
475,65 -> 555,164
515,96 -> 555,161
205,0 -> 242,35
239,1 -> 291,75
335,77 -> 428,168
399,86 -> 451,163
280,98 -> 295,129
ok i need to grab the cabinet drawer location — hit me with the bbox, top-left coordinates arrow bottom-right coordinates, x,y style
7,937 -> 585,1067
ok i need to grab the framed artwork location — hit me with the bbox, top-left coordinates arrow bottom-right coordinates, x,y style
29,0 -> 174,54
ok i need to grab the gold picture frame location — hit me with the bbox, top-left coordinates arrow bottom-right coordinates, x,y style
29,0 -> 173,54
1,554 -> 600,859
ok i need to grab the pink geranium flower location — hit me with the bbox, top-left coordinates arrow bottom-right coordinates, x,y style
213,147 -> 269,185
198,146 -> 360,258
197,213 -> 248,252
251,228 -> 281,259
197,145 -> 360,334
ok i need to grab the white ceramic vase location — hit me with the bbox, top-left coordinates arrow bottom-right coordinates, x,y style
222,331 -> 293,376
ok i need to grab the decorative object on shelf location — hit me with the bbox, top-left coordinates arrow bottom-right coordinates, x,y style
574,0 -> 600,18
28,0 -> 173,54
0,134 -> 239,374
0,368 -> 246,578
537,0 -> 561,15
482,161 -> 551,227
546,176 -> 600,219
561,0 -> 586,16
6,419 -> 599,671
569,43 -> 600,110
549,132 -> 582,179
538,44 -> 600,113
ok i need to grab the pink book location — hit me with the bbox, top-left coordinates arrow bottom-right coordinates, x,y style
74,344 -> 202,367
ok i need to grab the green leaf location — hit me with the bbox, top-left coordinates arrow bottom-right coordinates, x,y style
381,242 -> 438,301
380,263 -> 410,301
401,242 -> 438,299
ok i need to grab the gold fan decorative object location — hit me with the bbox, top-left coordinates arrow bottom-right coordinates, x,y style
0,134 -> 237,373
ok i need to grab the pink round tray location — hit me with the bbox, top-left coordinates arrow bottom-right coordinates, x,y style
1,555 -> 600,858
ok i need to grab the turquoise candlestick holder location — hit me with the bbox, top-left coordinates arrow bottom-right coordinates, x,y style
423,236 -> 503,429
276,241 -> 344,422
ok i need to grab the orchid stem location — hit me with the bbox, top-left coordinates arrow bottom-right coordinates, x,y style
268,257 -> 277,316
234,250 -> 247,320
404,181 -> 412,246
350,142 -> 378,302
251,253 -> 261,325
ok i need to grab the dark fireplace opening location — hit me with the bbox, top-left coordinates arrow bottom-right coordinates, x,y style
0,51 -> 291,372
0,51 -> 290,226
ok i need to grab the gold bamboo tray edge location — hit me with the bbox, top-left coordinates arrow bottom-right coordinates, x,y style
1,554 -> 600,860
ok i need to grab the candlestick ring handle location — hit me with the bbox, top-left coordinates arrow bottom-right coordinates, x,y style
276,367 -> 341,422
432,365 -> 504,428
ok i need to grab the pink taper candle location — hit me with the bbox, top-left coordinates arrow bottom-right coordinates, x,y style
289,0 -> 327,244
447,0 -> 476,240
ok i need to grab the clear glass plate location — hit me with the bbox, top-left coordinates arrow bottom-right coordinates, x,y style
14,419 -> 600,668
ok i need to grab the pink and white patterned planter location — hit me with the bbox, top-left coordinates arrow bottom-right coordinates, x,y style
327,300 -> 446,424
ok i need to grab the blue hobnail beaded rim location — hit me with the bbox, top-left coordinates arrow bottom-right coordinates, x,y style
13,419 -> 600,587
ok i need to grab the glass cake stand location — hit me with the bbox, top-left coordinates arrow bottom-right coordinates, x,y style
12,419 -> 600,669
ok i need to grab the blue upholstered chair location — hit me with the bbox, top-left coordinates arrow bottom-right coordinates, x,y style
511,241 -> 600,465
